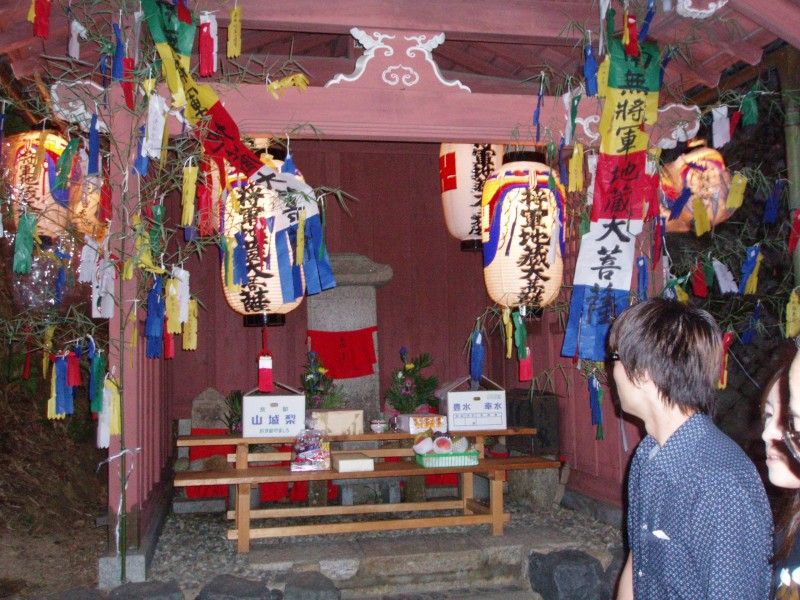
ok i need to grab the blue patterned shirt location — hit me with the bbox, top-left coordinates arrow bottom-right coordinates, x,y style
628,413 -> 772,599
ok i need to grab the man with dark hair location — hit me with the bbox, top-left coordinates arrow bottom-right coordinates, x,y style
612,298 -> 772,599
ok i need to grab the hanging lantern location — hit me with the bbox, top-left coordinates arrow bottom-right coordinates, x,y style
659,144 -> 732,233
439,143 -> 503,251
481,161 -> 564,308
4,131 -> 74,238
220,160 -> 314,319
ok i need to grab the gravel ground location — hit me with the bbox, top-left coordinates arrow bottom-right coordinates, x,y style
148,501 -> 623,595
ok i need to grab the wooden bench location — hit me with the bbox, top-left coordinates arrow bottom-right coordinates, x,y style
176,429 -> 560,553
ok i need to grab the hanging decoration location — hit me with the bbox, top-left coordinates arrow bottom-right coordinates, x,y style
439,143 -> 503,251
227,4 -> 242,58
562,8 -> 661,362
481,160 -> 565,309
659,144 -> 733,233
198,12 -> 218,77
5,132 -> 75,237
220,160 -> 336,317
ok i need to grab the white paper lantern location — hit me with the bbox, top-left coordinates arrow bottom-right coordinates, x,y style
439,143 -> 503,250
481,161 -> 564,308
4,131 -> 72,238
220,162 -> 308,316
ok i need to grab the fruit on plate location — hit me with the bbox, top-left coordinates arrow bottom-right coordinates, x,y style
412,436 -> 435,455
451,437 -> 468,453
432,436 -> 453,454
414,430 -> 433,445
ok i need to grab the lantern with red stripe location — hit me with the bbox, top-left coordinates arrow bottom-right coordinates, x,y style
481,161 -> 564,308
439,143 -> 503,251
660,144 -> 733,233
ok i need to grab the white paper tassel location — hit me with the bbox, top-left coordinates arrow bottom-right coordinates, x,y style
712,105 -> 731,149
68,20 -> 88,60
144,94 -> 168,159
586,153 -> 599,206
562,88 -> 574,144
79,235 -> 100,283
712,258 -> 738,294
97,391 -> 111,449
92,256 -> 116,319
172,265 -> 191,323
598,0 -> 611,56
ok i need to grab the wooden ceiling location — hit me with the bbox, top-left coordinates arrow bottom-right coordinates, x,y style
1,0 -> 799,125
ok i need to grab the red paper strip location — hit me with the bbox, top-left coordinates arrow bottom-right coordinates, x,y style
67,351 -> 82,387
196,181 -> 214,236
33,0 -> 51,39
624,14 -> 639,57
198,23 -> 214,77
691,263 -> 708,298
590,151 -> 647,221
163,320 -> 175,359
730,110 -> 742,138
202,101 -> 263,177
121,58 -> 135,110
789,209 -> 800,254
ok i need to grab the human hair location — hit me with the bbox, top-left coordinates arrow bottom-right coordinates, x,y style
607,297 -> 722,415
761,343 -> 800,563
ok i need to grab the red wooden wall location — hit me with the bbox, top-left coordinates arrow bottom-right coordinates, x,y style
165,140 -> 641,506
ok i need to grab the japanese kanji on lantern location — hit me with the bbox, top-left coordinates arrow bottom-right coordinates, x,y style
5,131 -> 74,238
220,161 -> 336,316
660,144 -> 733,234
480,161 -> 565,308
439,143 -> 503,251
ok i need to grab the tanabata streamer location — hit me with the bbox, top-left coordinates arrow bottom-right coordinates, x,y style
469,331 -> 484,388
589,375 -> 604,439
227,5 -> 241,58
786,292 -> 800,339
741,302 -> 762,346
13,212 -> 38,274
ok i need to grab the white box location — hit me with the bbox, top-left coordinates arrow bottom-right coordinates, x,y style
311,409 -> 364,435
444,390 -> 506,431
242,392 -> 305,437
396,414 -> 448,434
333,453 -> 375,472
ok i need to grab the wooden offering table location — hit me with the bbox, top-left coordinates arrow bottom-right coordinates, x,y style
175,428 -> 560,552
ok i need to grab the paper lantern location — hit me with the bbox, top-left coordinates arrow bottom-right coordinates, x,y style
439,143 -> 503,250
220,161 -> 309,317
660,145 -> 733,233
481,161 -> 564,308
4,132 -> 73,238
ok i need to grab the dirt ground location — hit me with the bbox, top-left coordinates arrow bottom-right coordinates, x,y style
0,377 -> 109,599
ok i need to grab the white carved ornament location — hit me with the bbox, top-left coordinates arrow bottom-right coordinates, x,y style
676,0 -> 728,19
326,27 -> 470,92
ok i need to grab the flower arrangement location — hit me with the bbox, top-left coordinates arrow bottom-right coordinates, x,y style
222,389 -> 243,434
385,347 -> 439,414
300,352 -> 346,410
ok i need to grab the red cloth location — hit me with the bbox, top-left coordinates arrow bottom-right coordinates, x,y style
186,428 -> 234,499
307,327 -> 378,379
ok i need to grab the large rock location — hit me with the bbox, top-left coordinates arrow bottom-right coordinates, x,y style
196,574 -> 270,600
283,572 -> 340,600
528,549 -> 612,600
192,388 -> 229,430
107,580 -> 184,600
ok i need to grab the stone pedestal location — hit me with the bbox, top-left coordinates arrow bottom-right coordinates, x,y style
307,253 -> 393,423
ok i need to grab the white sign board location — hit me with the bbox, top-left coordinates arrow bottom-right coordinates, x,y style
242,392 -> 305,438
444,390 -> 507,431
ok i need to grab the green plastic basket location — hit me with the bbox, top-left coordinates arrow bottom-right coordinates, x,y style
415,451 -> 480,468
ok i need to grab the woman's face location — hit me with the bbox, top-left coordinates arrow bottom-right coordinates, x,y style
763,377 -> 800,489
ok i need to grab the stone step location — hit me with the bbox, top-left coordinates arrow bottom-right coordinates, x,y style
246,524 -> 613,599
